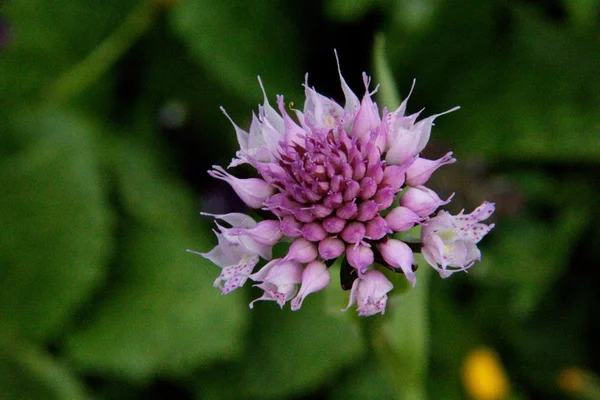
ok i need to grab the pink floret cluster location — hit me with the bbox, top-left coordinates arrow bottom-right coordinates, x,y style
197,56 -> 495,316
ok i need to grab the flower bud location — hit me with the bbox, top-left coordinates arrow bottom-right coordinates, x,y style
357,200 -> 379,222
343,180 -> 361,202
208,166 -> 274,209
280,215 -> 303,238
400,185 -> 453,218
340,221 -> 366,244
302,221 -> 327,242
351,77 -> 381,139
346,244 -> 374,277
352,159 -> 367,181
323,191 -> 343,208
366,162 -> 384,184
294,207 -> 316,223
359,177 -> 378,200
336,201 -> 358,219
311,204 -> 333,219
405,152 -> 456,186
284,237 -> 318,263
378,238 -> 416,286
365,216 -> 390,240
291,260 -> 331,311
381,165 -> 407,192
318,237 -> 345,260
385,206 -> 423,232
232,219 -> 283,246
374,186 -> 396,211
322,216 -> 347,233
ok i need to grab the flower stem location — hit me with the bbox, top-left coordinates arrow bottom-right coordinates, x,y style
45,0 -> 158,103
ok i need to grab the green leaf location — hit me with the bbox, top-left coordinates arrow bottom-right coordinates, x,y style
0,333 -> 86,400
564,0 -> 600,30
108,137 -> 197,228
169,0 -> 304,104
446,6 -> 600,161
238,295 -> 365,398
474,176 -> 592,317
0,0 -> 134,110
380,1 -> 600,161
0,107 -> 113,341
325,0 -> 379,22
376,259 -> 431,400
373,33 -> 401,110
66,225 -> 248,379
391,0 -> 441,34
64,139 -> 248,379
329,357 -> 396,400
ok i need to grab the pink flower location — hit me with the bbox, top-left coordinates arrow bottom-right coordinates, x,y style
198,232 -> 259,295
421,202 -> 496,278
249,259 -> 304,308
343,270 -> 394,316
198,212 -> 273,294
194,53 -> 495,316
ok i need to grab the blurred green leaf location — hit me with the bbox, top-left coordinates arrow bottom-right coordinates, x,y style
109,137 -> 196,228
325,0 -> 379,22
458,8 -> 599,161
373,33 -> 401,110
564,0 -> 600,30
329,356 -> 396,400
64,139 -> 248,379
475,175 -> 592,317
427,289 -> 474,400
377,261 -> 431,400
238,295 -> 365,398
170,0 -> 304,104
382,1 -> 600,161
391,0 -> 441,34
0,0 -> 134,112
0,107 -> 113,341
0,333 -> 86,400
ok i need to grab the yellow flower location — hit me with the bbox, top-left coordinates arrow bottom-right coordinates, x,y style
462,347 -> 510,400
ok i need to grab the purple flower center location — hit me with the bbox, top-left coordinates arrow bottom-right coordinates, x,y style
261,128 -> 393,246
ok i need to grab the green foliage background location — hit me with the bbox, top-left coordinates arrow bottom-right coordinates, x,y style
1,0 -> 599,399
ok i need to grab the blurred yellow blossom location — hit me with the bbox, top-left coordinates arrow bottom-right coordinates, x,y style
462,347 -> 510,400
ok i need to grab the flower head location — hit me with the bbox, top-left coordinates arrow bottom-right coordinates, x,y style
194,54 -> 495,316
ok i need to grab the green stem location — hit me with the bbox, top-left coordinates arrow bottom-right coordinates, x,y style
45,0 -> 158,102
366,258 -> 432,400
372,33 -> 401,110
